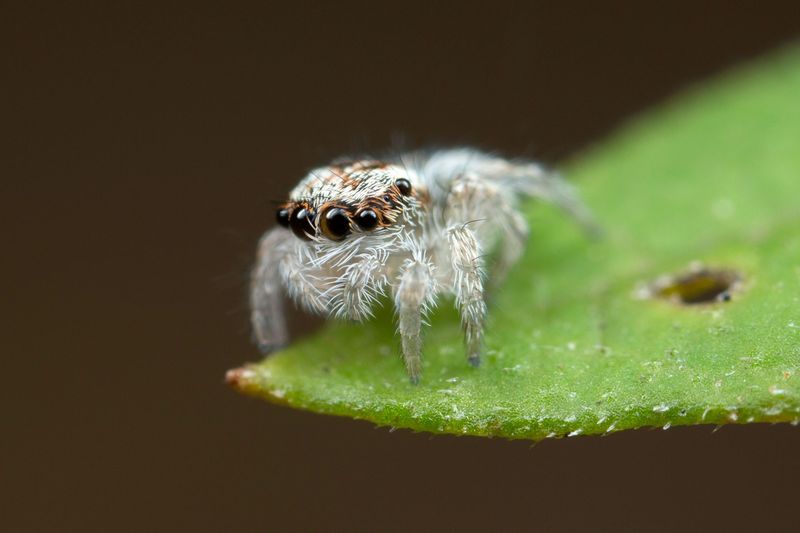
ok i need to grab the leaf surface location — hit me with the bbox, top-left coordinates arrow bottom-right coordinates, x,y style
229,46 -> 800,439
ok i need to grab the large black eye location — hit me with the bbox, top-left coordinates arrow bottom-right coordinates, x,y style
320,207 -> 351,240
276,208 -> 290,228
395,178 -> 412,196
289,208 -> 315,240
355,209 -> 378,231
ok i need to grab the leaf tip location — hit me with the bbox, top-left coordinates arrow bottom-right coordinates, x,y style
225,365 -> 259,395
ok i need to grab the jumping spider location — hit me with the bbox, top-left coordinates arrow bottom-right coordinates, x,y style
250,148 -> 595,383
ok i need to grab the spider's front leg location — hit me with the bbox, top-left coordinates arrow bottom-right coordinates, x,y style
250,228 -> 292,353
393,253 -> 437,384
446,224 -> 487,368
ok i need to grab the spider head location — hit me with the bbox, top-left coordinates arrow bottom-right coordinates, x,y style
276,161 -> 419,241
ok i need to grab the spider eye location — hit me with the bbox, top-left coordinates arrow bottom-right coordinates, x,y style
395,178 -> 412,196
355,209 -> 378,231
320,207 -> 351,240
289,208 -> 315,240
276,208 -> 290,228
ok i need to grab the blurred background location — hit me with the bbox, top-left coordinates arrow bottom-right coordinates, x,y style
5,2 -> 800,531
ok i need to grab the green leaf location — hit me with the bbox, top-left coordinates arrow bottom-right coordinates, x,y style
228,45 -> 800,439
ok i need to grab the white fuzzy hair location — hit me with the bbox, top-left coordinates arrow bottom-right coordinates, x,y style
250,147 -> 595,383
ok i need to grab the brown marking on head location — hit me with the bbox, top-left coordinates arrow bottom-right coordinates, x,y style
330,159 -> 387,172
326,166 -> 360,189
355,194 -> 399,227
284,200 -> 312,213
329,160 -> 389,189
350,160 -> 388,172
316,200 -> 350,212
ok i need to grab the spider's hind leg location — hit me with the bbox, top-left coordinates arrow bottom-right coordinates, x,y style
510,164 -> 601,238
489,200 -> 530,293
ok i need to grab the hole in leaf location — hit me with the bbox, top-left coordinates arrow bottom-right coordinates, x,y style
647,266 -> 740,305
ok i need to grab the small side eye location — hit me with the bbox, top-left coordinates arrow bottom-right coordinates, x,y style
276,208 -> 290,228
395,178 -> 412,196
320,207 -> 351,240
355,209 -> 378,231
289,208 -> 315,240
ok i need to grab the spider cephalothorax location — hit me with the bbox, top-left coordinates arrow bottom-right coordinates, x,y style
275,161 -> 421,242
250,148 -> 595,383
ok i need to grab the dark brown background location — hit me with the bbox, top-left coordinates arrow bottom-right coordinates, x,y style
5,2 -> 800,532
